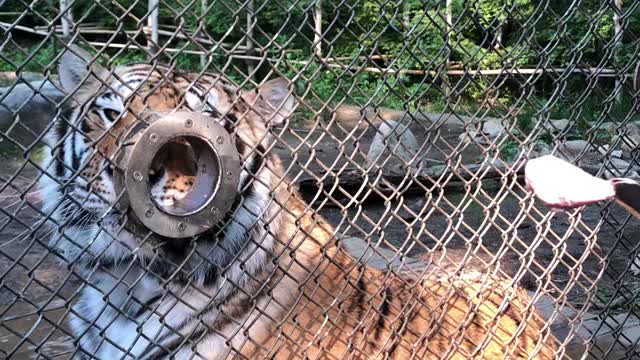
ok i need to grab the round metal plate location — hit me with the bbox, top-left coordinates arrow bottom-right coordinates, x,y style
124,111 -> 240,238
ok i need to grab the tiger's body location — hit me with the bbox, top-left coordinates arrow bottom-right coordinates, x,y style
39,46 -> 559,359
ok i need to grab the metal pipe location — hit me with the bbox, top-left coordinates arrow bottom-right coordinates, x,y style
313,0 -> 322,57
245,0 -> 256,75
59,0 -> 73,38
147,0 -> 159,56
200,0 -> 208,68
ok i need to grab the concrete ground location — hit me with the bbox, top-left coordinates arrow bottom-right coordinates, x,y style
1,116 -> 640,359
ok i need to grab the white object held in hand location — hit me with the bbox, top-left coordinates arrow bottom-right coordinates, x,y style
525,155 -> 640,219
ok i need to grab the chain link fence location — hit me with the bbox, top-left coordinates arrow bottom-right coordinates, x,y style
1,0 -> 640,358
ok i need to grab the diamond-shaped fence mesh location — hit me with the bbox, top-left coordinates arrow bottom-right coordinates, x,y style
1,0 -> 640,359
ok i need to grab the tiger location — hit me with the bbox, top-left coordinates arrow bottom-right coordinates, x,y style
38,45 -> 561,359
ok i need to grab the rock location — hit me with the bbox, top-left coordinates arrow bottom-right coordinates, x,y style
598,145 -> 624,159
554,140 -> 633,178
614,123 -> 640,152
609,157 -> 631,171
0,71 -> 47,86
532,292 -> 640,357
558,140 -> 594,161
367,120 -> 421,168
0,79 -> 66,150
528,291 -> 577,342
543,119 -> 570,133
459,119 -> 504,145
599,122 -> 618,132
564,312 -> 640,358
532,142 -> 552,157
597,144 -> 610,155
597,145 -> 624,159
632,254 -> 640,275
562,139 -> 590,152
603,157 -> 640,179
332,105 -> 501,129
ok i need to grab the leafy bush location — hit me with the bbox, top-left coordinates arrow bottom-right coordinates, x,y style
2,0 -> 638,132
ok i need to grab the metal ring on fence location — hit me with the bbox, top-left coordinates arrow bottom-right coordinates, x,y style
113,111 -> 240,238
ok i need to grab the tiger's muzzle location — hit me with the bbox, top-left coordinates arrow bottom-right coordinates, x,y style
113,111 -> 240,238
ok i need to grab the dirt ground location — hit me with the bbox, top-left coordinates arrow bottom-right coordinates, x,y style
1,119 -> 640,358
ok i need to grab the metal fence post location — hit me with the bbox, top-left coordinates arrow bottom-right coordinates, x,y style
443,0 -> 452,103
245,0 -> 256,76
59,0 -> 73,39
313,0 -> 322,58
148,0 -> 159,57
614,0 -> 624,103
200,0 -> 208,68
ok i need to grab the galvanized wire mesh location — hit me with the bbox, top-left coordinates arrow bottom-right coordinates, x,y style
1,0 -> 640,359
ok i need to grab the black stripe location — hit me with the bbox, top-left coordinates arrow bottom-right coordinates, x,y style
81,114 -> 93,133
202,262 -> 218,285
82,254 -> 135,270
147,257 -> 187,283
374,289 -> 392,342
54,119 -> 69,178
121,74 -> 149,84
104,161 -> 113,177
159,236 -> 189,259
223,112 -> 238,133
203,104 -> 221,118
143,276 -> 271,359
355,269 -> 367,322
198,222 -> 251,287
132,293 -> 163,319
71,129 -> 80,171
218,83 -> 235,99
225,112 -> 238,126
211,192 -> 243,246
387,339 -> 400,358
235,140 -> 246,158
53,102 -> 78,178
141,324 -> 208,360
239,144 -> 265,192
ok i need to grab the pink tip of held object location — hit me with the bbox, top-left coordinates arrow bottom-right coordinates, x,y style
525,155 -> 615,209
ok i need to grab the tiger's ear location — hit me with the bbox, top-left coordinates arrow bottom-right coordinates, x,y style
59,45 -> 108,95
243,77 -> 297,126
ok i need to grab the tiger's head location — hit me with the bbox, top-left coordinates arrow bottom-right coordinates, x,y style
40,45 -> 296,260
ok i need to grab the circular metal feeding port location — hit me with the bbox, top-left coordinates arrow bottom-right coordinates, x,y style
149,136 -> 219,216
121,112 -> 240,238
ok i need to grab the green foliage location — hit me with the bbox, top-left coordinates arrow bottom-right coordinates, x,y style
499,138 -> 521,161
0,42 -> 57,73
106,50 -> 148,67
4,0 -> 639,135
